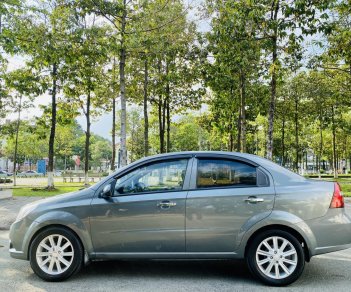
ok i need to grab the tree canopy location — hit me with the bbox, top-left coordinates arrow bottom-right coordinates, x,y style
1,0 -> 350,179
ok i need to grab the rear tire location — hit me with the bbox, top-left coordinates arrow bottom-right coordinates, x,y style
29,226 -> 83,281
246,230 -> 305,286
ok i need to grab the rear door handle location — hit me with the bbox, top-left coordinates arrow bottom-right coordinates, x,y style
157,200 -> 177,209
245,196 -> 264,204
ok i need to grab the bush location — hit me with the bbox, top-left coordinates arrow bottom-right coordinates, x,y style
0,178 -> 12,184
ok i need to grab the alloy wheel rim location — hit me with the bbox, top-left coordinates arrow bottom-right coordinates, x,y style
256,236 -> 298,279
36,234 -> 74,275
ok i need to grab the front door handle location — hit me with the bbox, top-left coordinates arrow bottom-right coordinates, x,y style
244,196 -> 264,204
157,200 -> 177,209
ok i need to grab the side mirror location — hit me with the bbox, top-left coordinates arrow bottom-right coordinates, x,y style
101,184 -> 112,198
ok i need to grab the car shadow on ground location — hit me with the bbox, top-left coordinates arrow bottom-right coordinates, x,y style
22,256 -> 351,291
25,259 -> 262,288
81,259 -> 254,280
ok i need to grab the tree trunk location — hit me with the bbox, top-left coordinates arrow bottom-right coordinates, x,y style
332,106 -> 338,178
166,99 -> 170,152
84,91 -> 91,185
47,62 -> 57,189
239,70 -> 246,152
229,132 -> 233,152
318,114 -> 323,178
143,57 -> 149,157
237,108 -> 241,152
111,58 -> 117,172
162,98 -> 166,152
166,60 -> 171,153
266,2 -> 279,161
111,96 -> 116,171
119,0 -> 127,166
281,116 -> 285,166
294,95 -> 299,172
158,96 -> 165,153
13,95 -> 22,187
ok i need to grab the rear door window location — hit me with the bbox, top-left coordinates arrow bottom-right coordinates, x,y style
196,159 -> 257,188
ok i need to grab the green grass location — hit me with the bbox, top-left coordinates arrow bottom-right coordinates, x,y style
322,179 -> 351,197
309,177 -> 351,197
339,182 -> 351,197
13,186 -> 84,197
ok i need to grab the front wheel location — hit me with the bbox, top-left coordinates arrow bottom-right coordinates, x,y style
246,230 -> 305,286
29,227 -> 83,281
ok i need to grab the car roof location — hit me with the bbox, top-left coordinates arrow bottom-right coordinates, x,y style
142,151 -> 305,185
92,151 -> 306,190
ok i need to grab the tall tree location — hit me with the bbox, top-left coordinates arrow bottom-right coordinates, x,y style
205,0 -> 263,152
260,0 -> 332,160
8,0 -> 76,188
4,68 -> 42,184
64,12 -> 109,184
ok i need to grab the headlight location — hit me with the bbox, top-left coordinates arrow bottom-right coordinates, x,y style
15,203 -> 37,222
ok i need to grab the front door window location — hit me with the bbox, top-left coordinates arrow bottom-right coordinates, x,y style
115,159 -> 188,195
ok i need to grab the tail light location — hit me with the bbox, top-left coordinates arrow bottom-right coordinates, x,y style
330,182 -> 344,208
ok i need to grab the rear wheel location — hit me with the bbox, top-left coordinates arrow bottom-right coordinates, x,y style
246,230 -> 305,286
29,227 -> 83,281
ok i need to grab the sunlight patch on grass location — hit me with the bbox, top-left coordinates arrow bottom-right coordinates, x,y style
13,186 -> 83,197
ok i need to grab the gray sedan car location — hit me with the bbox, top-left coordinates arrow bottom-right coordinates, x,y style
9,152 -> 351,286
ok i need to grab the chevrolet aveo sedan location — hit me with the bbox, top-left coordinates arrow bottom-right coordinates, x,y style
9,152 -> 351,286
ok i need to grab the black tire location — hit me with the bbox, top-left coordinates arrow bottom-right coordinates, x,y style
29,226 -> 83,281
246,229 -> 305,286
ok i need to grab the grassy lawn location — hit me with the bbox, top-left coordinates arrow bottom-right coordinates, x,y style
310,178 -> 351,197
321,179 -> 351,197
13,186 -> 84,197
338,182 -> 351,197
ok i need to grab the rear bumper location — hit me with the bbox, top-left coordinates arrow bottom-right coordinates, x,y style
303,208 -> 351,257
314,243 -> 351,255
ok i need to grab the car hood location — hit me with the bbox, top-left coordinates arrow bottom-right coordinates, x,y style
23,187 -> 95,217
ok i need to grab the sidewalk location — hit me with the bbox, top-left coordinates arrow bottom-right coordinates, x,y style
0,189 -> 13,200
0,193 -> 42,230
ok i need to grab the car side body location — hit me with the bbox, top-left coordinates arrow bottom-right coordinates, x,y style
9,151 -> 351,285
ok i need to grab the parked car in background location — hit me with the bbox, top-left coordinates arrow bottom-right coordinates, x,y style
9,152 -> 351,286
0,170 -> 12,176
54,170 -> 63,177
17,170 -> 44,177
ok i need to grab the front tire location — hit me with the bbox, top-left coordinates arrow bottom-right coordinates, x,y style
29,226 -> 83,281
246,230 -> 305,286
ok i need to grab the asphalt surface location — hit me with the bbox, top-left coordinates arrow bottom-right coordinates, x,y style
0,196 -> 42,230
0,201 -> 350,291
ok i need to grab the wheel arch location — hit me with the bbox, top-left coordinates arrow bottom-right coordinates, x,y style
27,224 -> 86,260
24,210 -> 94,261
244,224 -> 311,262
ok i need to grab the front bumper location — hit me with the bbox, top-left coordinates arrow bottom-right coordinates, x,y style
9,240 -> 26,260
9,217 -> 36,261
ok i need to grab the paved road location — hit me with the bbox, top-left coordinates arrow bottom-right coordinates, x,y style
0,196 -> 43,230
